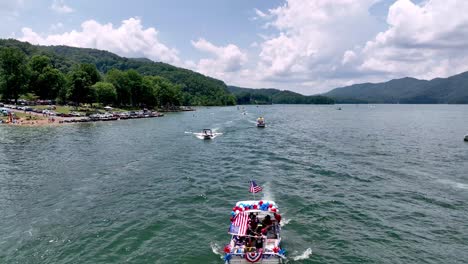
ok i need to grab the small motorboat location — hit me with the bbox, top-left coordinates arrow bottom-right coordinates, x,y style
225,200 -> 286,263
257,117 -> 266,128
202,129 -> 214,140
336,107 -> 342,110
464,135 -> 468,142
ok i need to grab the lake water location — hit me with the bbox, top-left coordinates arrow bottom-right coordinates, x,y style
1,105 -> 467,264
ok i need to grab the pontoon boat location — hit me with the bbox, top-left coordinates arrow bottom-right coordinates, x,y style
224,200 -> 285,263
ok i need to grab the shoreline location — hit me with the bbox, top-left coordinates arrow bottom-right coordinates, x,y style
0,107 -> 174,127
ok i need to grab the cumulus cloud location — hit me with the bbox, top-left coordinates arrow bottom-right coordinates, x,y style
50,0 -> 74,14
254,0 -> 381,93
355,0 -> 468,80
190,38 -> 248,81
244,0 -> 468,94
19,17 -> 181,64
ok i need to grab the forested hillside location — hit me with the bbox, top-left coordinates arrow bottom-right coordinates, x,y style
228,86 -> 335,104
325,73 -> 468,104
0,39 -> 235,106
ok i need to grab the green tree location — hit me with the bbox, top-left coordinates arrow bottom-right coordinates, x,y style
151,76 -> 182,108
141,76 -> 157,108
68,69 -> 88,106
93,82 -> 117,106
0,47 -> 30,103
79,63 -> 101,84
126,70 -> 143,106
29,55 -> 66,99
106,69 -> 131,106
67,64 -> 100,106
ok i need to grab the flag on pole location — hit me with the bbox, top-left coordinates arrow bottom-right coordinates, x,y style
229,212 -> 249,235
249,180 -> 263,193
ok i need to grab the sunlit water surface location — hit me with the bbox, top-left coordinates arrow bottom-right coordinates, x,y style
1,105 -> 467,264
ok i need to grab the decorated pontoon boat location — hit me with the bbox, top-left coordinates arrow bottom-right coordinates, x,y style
224,200 -> 285,263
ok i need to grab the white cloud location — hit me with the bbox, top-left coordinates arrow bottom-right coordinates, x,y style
253,0 -> 381,93
239,0 -> 468,94
19,17 -> 181,65
50,0 -> 74,14
190,38 -> 248,82
254,8 -> 267,18
342,50 -> 357,65
356,0 -> 468,80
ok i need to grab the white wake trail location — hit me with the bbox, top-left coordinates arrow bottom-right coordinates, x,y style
292,248 -> 312,261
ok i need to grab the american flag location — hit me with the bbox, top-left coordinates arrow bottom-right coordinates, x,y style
249,180 -> 262,193
229,212 -> 249,235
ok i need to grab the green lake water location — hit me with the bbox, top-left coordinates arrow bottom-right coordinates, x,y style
0,104 -> 467,263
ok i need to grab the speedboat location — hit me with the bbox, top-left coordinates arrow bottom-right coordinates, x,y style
256,117 -> 266,128
465,135 -> 468,142
224,200 -> 286,263
202,129 -> 214,140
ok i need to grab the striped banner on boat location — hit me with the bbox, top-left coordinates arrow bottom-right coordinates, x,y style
229,212 -> 249,235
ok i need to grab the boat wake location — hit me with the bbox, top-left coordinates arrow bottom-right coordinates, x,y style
292,248 -> 312,261
187,128 -> 223,139
262,182 -> 274,201
194,132 -> 223,139
437,179 -> 468,190
210,242 -> 224,259
280,217 -> 291,227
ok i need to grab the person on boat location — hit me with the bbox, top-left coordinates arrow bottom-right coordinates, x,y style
274,212 -> 282,224
245,237 -> 256,252
262,215 -> 273,227
249,213 -> 258,227
255,236 -> 264,249
248,217 -> 259,236
254,223 -> 265,238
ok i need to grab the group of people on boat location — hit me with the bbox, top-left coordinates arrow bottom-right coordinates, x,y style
230,212 -> 281,253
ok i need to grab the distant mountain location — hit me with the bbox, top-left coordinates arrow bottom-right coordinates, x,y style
228,86 -> 334,104
0,39 -> 234,106
325,72 -> 468,104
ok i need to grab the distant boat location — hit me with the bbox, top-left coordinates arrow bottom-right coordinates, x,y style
464,135 -> 468,142
336,107 -> 342,110
256,117 -> 266,128
202,129 -> 214,140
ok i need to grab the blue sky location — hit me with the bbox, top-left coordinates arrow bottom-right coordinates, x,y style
1,0 -> 467,94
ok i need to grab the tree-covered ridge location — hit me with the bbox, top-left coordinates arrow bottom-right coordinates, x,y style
0,47 -> 185,109
228,86 -> 335,105
325,73 -> 468,104
0,39 -> 235,106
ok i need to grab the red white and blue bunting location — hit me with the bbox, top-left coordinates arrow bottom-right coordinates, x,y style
245,251 -> 263,263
